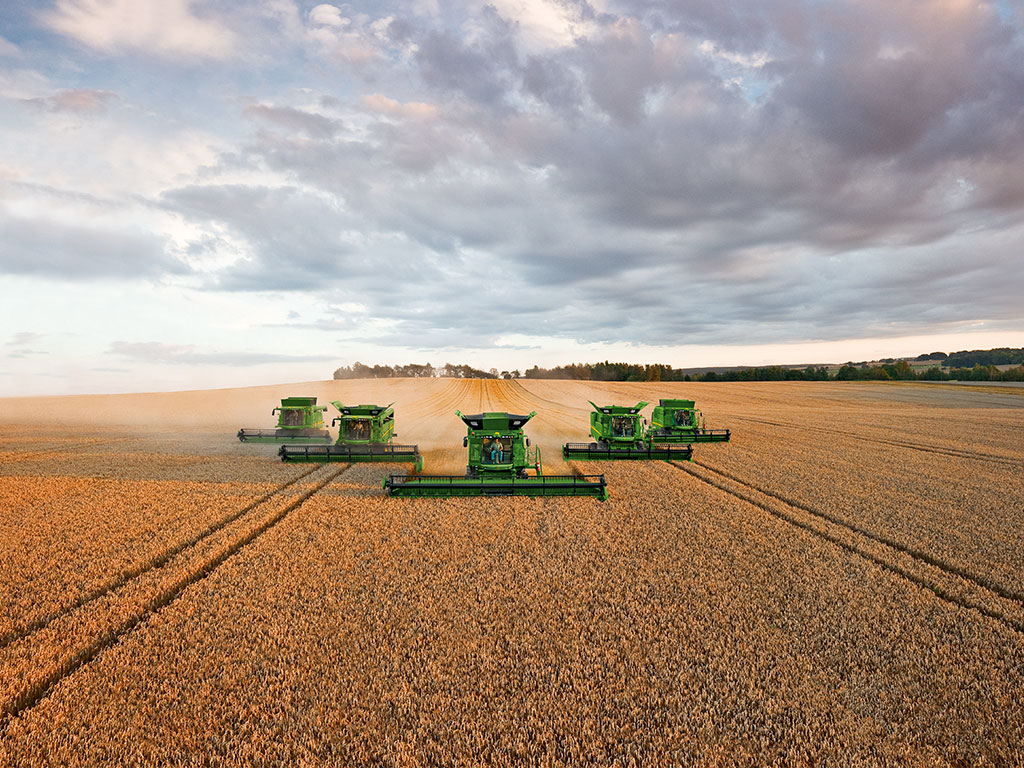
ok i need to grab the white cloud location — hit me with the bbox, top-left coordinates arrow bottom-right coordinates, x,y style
697,40 -> 772,69
309,4 -> 345,28
41,0 -> 236,59
485,0 -> 604,52
359,93 -> 438,120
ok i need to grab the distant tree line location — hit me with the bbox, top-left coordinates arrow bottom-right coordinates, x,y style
693,366 -> 831,382
333,349 -> 1024,383
934,348 -> 1024,368
522,363 -> 835,381
835,363 -> 1024,382
335,361 -> 703,381
523,362 -> 690,381
334,362 -> 521,380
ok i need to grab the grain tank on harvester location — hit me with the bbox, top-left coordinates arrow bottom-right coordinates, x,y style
237,397 -> 332,443
648,399 -> 730,444
279,402 -> 423,470
384,410 -> 608,499
562,401 -> 694,461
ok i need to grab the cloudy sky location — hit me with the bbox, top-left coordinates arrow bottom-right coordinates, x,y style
1,0 -> 1023,394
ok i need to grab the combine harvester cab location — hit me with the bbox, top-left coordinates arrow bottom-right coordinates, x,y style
648,399 -> 730,444
237,397 -> 331,443
384,410 -> 608,499
279,402 -> 423,471
562,401 -> 693,461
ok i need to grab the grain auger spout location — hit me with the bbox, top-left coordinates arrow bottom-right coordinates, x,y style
384,410 -> 608,499
279,401 -> 423,470
562,401 -> 694,461
648,399 -> 730,444
237,397 -> 332,443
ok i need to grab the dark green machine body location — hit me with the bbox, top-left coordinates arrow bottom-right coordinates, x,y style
279,402 -> 423,470
562,401 -> 693,461
237,397 -> 331,443
648,398 -> 730,444
384,411 -> 608,499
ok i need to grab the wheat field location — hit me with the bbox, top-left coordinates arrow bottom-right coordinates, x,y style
1,378 -> 1022,766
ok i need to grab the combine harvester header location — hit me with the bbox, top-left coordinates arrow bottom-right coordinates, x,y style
562,401 -> 694,461
384,410 -> 607,499
237,397 -> 331,443
649,399 -> 730,443
279,401 -> 422,470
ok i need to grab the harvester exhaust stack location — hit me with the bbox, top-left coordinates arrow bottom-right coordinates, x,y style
237,397 -> 331,443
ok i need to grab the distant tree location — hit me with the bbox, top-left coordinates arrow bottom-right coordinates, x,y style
920,366 -> 947,380
836,365 -> 859,381
804,366 -> 830,380
867,366 -> 890,380
882,360 -> 914,380
1000,366 -> 1024,381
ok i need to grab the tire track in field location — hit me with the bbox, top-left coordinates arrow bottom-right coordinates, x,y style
670,460 -> 1024,636
0,464 -> 350,722
0,464 -> 322,650
400,380 -> 475,473
732,415 -> 1021,466
491,380 -> 581,475
1,437 -> 134,463
514,379 -> 593,413
402,379 -> 471,423
503,380 -> 590,471
502,380 -> 581,432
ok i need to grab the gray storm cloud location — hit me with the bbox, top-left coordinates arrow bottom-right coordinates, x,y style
7,0 -> 1023,352
0,209 -> 185,280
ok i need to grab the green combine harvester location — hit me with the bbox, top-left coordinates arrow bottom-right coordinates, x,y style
562,401 -> 694,461
648,398 -> 730,444
237,397 -> 331,443
384,410 -> 608,499
279,401 -> 423,470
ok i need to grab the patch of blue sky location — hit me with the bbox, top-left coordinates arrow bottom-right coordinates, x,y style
992,0 -> 1014,24
697,44 -> 777,104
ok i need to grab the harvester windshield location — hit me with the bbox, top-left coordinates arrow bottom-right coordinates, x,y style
674,409 -> 694,427
344,419 -> 372,441
482,437 -> 513,465
611,416 -> 635,437
281,409 -> 304,427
